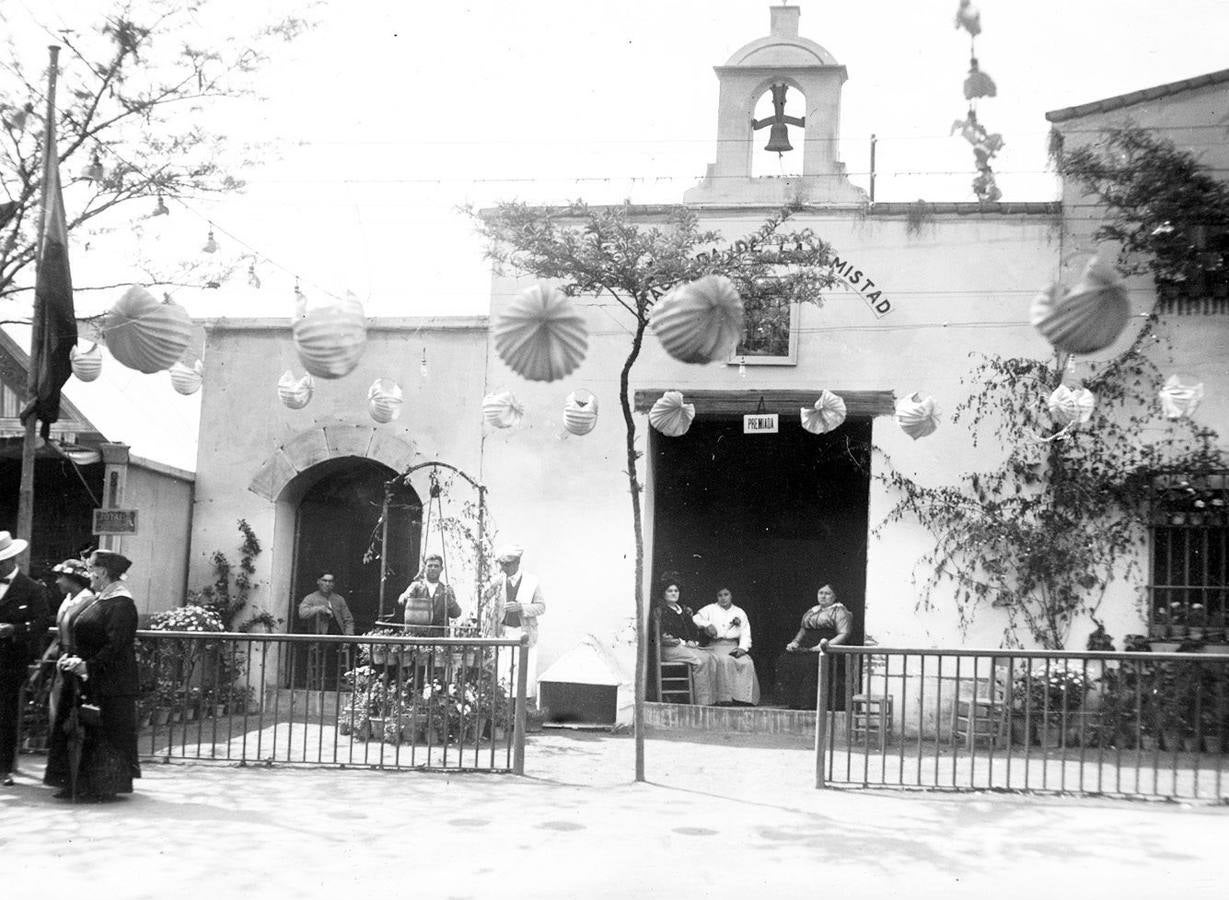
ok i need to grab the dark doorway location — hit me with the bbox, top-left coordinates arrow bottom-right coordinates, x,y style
650,416 -> 871,704
289,459 -> 420,686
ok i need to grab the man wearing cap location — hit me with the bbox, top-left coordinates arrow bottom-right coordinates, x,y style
485,545 -> 546,700
0,531 -> 49,786
298,573 -> 355,636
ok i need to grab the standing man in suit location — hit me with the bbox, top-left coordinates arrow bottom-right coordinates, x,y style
0,531 -> 49,786
484,545 -> 546,701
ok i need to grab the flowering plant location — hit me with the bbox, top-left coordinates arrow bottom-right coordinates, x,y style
148,605 -> 225,633
1013,666 -> 1091,718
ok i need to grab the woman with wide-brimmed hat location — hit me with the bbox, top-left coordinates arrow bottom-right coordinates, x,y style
43,550 -> 141,801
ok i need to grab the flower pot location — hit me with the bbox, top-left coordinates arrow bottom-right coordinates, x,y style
1140,734 -> 1159,751
171,709 -> 183,723
213,704 -> 227,718
1202,735 -> 1223,754
1159,729 -> 1184,752
1010,715 -> 1034,747
154,707 -> 172,726
370,646 -> 389,666
367,716 -> 387,741
1181,734 -> 1200,753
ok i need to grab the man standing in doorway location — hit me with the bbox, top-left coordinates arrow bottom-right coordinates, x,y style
485,545 -> 545,701
298,573 -> 355,635
0,532 -> 49,786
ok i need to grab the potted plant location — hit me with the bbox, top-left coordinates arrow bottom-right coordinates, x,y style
359,626 -> 402,667
1015,666 -> 1091,748
1187,604 -> 1208,643
1205,610 -> 1227,647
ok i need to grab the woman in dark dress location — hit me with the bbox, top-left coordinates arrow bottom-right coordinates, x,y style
774,584 -> 853,710
44,551 -> 141,801
655,579 -> 716,706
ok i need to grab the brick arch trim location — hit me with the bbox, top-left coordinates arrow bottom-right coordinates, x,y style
247,424 -> 417,501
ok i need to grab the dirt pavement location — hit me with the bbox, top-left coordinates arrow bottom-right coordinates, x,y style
1,730 -> 1226,898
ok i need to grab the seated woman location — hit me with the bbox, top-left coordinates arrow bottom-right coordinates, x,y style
693,587 -> 760,706
655,580 -> 715,705
774,584 -> 853,710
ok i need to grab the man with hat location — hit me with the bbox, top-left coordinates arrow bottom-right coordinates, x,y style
0,531 -> 49,786
484,544 -> 546,700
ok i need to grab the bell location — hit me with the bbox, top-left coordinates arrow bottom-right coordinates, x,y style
764,122 -> 793,154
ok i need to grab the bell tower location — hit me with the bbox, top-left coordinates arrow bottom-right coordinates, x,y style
684,5 -> 866,207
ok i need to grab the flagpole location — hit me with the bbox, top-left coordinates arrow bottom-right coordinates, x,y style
16,45 -> 60,571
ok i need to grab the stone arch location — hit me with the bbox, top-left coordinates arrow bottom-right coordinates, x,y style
248,423 -> 417,501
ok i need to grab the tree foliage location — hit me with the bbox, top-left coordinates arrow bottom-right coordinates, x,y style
0,0 -> 315,305
880,126 -> 1229,649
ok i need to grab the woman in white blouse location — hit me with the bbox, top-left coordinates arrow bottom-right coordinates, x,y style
692,587 -> 760,705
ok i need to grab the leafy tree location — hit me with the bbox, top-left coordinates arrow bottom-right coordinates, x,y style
472,200 -> 838,779
0,0 -> 315,309
880,126 -> 1229,649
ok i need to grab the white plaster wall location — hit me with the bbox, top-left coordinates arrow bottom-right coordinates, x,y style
482,208 -> 1066,676
123,464 -> 193,619
190,318 -> 489,626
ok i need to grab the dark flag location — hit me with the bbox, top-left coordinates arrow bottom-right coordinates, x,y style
20,160 -> 77,439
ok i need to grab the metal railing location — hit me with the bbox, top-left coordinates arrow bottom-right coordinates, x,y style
23,631 -> 529,774
815,646 -> 1229,801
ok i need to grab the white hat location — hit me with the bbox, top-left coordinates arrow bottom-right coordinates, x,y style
495,544 -> 524,563
0,531 -> 29,561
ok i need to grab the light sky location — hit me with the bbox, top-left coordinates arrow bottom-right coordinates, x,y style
4,0 -> 1229,467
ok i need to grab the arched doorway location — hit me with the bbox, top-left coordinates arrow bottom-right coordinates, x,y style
289,458 -> 421,685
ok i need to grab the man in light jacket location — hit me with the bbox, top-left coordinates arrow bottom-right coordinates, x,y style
484,545 -> 545,700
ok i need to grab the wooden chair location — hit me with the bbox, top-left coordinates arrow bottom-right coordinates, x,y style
652,609 -> 694,704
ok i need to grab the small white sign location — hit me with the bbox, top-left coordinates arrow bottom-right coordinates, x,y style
743,413 -> 779,434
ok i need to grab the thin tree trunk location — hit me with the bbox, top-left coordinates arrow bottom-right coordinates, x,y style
621,314 -> 648,782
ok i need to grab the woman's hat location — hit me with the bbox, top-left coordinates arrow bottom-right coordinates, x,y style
52,558 -> 91,581
0,531 -> 28,561
89,549 -> 132,576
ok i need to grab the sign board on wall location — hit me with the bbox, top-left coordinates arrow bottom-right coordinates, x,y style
743,414 -> 779,434
93,508 -> 138,535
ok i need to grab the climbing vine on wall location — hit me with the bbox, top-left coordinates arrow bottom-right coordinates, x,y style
878,127 -> 1229,649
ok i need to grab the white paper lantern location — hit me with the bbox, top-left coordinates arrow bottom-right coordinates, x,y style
1159,375 -> 1205,420
169,360 -> 203,396
292,292 -> 367,379
895,392 -> 940,440
492,283 -> 588,382
277,370 -> 314,410
649,391 -> 695,437
650,275 -> 745,364
367,378 -> 403,424
102,286 -> 192,373
563,390 -> 599,436
1032,257 -> 1130,355
1046,385 -> 1095,428
482,391 -> 524,429
800,390 -> 847,435
70,343 -> 102,382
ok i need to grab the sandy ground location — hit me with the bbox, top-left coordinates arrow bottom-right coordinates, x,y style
2,730 -> 1227,899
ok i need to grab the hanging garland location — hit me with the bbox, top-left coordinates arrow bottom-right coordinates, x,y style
951,1 -> 1002,202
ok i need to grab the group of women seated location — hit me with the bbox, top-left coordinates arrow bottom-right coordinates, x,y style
657,578 -> 853,710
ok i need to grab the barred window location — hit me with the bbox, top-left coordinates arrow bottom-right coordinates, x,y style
1149,473 -> 1229,629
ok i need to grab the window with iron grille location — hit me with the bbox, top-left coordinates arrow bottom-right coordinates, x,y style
1149,473 -> 1229,635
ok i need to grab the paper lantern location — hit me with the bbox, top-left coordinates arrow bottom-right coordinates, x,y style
563,390 -> 599,436
292,292 -> 367,379
954,0 -> 981,36
277,370 -> 314,410
1047,385 -> 1095,428
492,283 -> 588,382
169,360 -> 203,396
367,378 -> 403,424
482,391 -> 524,429
1159,375 -> 1205,420
800,391 -> 847,435
101,286 -> 192,374
650,275 -> 745,364
649,391 -> 695,437
896,392 -> 940,440
70,343 -> 102,382
1032,258 -> 1130,355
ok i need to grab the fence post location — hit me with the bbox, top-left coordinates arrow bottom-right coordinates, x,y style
512,636 -> 529,776
815,648 -> 829,789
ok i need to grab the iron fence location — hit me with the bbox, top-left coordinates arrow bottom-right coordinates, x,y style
22,631 -> 529,774
815,646 -> 1229,801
